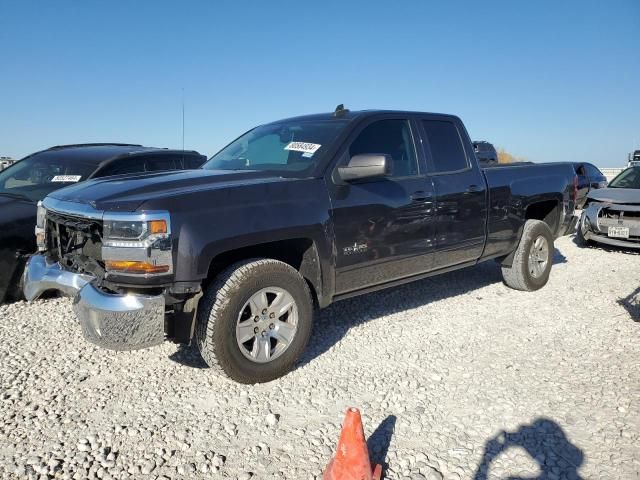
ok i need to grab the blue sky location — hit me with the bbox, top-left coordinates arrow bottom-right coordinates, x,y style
1,0 -> 638,167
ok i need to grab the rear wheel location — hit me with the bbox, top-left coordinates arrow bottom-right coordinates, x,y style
502,219 -> 554,291
196,258 -> 313,383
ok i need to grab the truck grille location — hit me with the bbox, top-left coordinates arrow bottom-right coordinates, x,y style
46,211 -> 103,261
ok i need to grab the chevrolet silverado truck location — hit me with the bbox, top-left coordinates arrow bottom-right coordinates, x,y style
24,108 -> 578,383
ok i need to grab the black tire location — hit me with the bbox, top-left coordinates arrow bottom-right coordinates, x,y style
501,219 -> 554,291
195,258 -> 314,384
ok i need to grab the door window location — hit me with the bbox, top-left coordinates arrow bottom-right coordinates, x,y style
349,119 -> 418,177
422,120 -> 469,173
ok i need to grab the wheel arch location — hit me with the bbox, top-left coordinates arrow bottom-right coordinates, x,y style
500,200 -> 560,268
205,238 -> 324,308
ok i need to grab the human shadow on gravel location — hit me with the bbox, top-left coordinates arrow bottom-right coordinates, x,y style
473,418 -> 584,480
617,286 -> 640,322
297,248 -> 567,369
366,415 -> 396,473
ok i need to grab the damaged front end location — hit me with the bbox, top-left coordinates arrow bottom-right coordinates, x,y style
23,198 -> 169,350
580,202 -> 640,249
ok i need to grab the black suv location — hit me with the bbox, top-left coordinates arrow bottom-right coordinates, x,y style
0,143 -> 206,303
473,141 -> 498,164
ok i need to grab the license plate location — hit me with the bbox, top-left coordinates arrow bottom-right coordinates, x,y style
608,226 -> 629,239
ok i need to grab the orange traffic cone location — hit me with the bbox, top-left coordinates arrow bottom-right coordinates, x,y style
323,408 -> 383,480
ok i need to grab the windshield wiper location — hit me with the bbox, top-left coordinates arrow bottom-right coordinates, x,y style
0,191 -> 33,202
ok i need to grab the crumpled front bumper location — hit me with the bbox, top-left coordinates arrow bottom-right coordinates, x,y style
580,203 -> 640,249
23,255 -> 165,350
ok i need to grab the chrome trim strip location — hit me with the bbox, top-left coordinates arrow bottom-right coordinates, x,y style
42,197 -> 104,220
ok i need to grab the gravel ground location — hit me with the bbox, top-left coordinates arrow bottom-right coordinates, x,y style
1,236 -> 639,480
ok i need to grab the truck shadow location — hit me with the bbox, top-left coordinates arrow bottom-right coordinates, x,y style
298,249 -> 566,369
473,417 -> 584,480
169,248 -> 567,370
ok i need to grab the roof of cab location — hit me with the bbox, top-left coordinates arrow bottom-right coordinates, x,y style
268,109 -> 460,125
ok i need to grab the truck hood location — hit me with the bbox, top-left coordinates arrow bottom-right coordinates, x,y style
48,169 -> 287,212
587,188 -> 640,205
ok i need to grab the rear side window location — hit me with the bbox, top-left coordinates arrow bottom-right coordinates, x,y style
575,164 -> 586,176
145,156 -> 176,172
586,164 -> 602,177
422,120 -> 469,173
96,157 -> 146,177
182,155 -> 206,169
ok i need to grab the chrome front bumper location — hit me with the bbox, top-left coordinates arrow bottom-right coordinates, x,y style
581,203 -> 640,249
23,255 -> 165,350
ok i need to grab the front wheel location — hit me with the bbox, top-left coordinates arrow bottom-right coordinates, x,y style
195,258 -> 314,383
501,219 -> 554,291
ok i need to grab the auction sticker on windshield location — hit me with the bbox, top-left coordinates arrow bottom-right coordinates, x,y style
284,142 -> 321,156
51,175 -> 82,182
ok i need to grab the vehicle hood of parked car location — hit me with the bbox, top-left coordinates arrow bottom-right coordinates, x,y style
587,188 -> 640,205
47,169 -> 291,212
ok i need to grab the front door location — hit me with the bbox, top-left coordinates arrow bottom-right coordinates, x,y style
329,118 -> 436,295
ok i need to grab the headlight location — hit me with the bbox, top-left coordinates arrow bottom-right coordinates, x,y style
101,212 -> 172,276
103,219 -> 167,243
35,201 -> 47,251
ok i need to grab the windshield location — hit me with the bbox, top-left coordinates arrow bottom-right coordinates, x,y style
0,153 -> 97,203
608,167 -> 640,189
203,119 -> 349,175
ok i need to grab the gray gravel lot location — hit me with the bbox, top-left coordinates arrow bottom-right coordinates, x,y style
1,236 -> 639,479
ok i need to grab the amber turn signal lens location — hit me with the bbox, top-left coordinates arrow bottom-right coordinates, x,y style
105,260 -> 169,274
148,220 -> 167,235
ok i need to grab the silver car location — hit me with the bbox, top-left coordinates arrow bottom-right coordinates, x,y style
578,166 -> 640,249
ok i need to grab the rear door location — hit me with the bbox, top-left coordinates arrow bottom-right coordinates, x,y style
328,116 -> 436,294
418,117 -> 487,269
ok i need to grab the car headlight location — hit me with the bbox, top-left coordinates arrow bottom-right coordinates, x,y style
35,201 -> 47,251
101,212 -> 173,276
103,218 -> 168,244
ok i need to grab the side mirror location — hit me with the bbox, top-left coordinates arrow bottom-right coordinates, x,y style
337,154 -> 392,182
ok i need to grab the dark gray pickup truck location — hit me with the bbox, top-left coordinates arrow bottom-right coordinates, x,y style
24,108 -> 578,383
